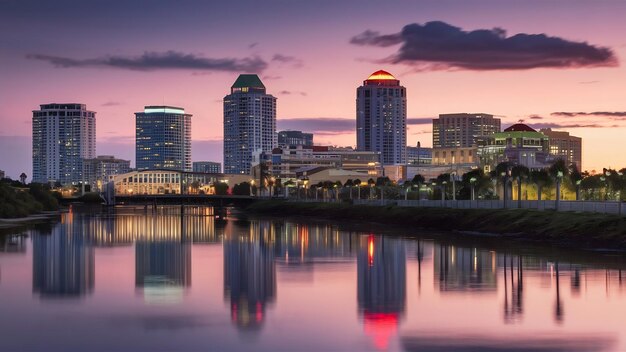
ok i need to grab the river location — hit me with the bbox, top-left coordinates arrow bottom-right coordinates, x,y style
0,206 -> 624,351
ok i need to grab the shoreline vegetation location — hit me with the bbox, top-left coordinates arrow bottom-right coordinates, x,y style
245,200 -> 626,250
0,181 -> 60,220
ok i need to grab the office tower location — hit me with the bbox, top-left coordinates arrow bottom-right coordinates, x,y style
539,128 -> 583,170
432,113 -> 500,148
32,103 -> 96,185
278,130 -> 313,147
224,74 -> 277,174
356,70 -> 407,165
192,161 -> 222,174
82,155 -> 131,191
135,106 -> 192,171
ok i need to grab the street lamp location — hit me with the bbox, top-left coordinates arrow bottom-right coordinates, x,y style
556,171 -> 564,210
441,181 -> 447,202
470,177 -> 477,201
250,179 -> 255,197
303,178 -> 309,200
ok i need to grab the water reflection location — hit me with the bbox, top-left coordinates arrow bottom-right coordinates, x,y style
223,220 -> 276,332
434,244 -> 497,293
1,206 -> 626,351
358,235 -> 406,350
32,215 -> 94,298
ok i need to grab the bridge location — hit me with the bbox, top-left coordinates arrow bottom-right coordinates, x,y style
111,194 -> 261,207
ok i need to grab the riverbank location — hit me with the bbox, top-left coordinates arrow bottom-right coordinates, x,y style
245,200 -> 626,250
0,210 -> 63,229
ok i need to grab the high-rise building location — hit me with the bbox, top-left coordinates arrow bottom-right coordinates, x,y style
277,130 -> 313,147
406,144 -> 432,165
83,155 -> 131,192
192,161 -> 221,174
32,103 -> 96,185
539,128 -> 582,170
135,106 -> 192,171
224,74 -> 277,174
432,113 -> 500,148
356,70 -> 407,165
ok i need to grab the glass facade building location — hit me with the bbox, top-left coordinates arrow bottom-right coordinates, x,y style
223,74 -> 277,174
135,106 -> 192,171
32,103 -> 96,185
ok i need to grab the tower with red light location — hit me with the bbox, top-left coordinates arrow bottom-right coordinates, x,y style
356,70 -> 407,165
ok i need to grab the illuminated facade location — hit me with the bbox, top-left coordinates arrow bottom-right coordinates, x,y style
83,155 -> 131,191
477,123 -> 551,170
32,103 -> 96,185
539,128 -> 582,169
224,74 -> 277,175
433,113 -> 500,148
406,145 -> 432,165
356,70 -> 407,165
112,170 -> 249,195
135,106 -> 192,171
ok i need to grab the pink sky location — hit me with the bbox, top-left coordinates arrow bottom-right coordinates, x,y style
1,0 -> 625,178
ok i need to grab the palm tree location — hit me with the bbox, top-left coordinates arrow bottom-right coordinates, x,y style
19,172 -> 27,184
549,159 -> 569,202
530,169 -> 552,201
412,174 -> 425,200
367,178 -> 375,199
568,164 -> 583,200
511,165 -> 530,206
344,179 -> 354,199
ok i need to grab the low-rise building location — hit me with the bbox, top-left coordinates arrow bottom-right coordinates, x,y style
83,155 -> 131,192
539,128 -> 582,170
477,123 -> 551,171
432,147 -> 477,166
0,169 -> 5,179
192,161 -> 222,174
278,130 -> 313,147
406,145 -> 432,165
112,170 -> 249,195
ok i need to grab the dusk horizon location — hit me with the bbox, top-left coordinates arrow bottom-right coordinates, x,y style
2,0 -> 626,179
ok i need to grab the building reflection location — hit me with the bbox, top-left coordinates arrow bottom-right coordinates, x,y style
223,220 -> 276,332
434,244 -> 497,293
85,206 -> 220,246
357,235 -> 406,351
32,212 -> 94,298
134,214 -> 192,304
273,222 -> 357,275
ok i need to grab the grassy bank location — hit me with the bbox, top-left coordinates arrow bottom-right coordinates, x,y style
245,200 -> 626,249
0,182 -> 59,218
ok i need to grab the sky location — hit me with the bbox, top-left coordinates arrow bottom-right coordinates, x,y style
1,0 -> 626,179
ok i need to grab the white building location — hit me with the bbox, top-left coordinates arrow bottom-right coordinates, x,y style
356,70 -> 406,165
223,74 -> 277,174
32,103 -> 96,185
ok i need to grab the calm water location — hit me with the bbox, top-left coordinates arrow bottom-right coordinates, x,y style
1,206 -> 625,352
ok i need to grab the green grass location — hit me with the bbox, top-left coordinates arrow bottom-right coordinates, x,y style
245,200 -> 626,249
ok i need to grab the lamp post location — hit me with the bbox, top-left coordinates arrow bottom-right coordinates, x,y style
575,179 -> 582,201
441,181 -> 447,203
501,171 -> 507,209
470,177 -> 477,202
555,171 -> 563,211
450,172 -> 457,201
431,182 -> 437,201
303,178 -> 309,200
250,180 -> 255,197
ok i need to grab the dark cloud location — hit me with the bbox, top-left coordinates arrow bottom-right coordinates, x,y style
529,115 -> 544,120
278,117 -> 432,134
579,80 -> 600,84
350,21 -> 617,70
278,118 -> 353,133
279,90 -> 307,96
262,75 -> 282,80
551,111 -> 626,117
271,54 -> 303,68
248,42 -> 259,49
512,122 -> 616,129
407,117 -> 433,125
27,51 -> 268,72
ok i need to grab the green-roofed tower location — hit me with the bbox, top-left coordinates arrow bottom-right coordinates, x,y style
231,74 -> 266,94
224,74 -> 277,174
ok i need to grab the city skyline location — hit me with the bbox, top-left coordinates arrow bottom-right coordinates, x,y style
2,0 -> 626,178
